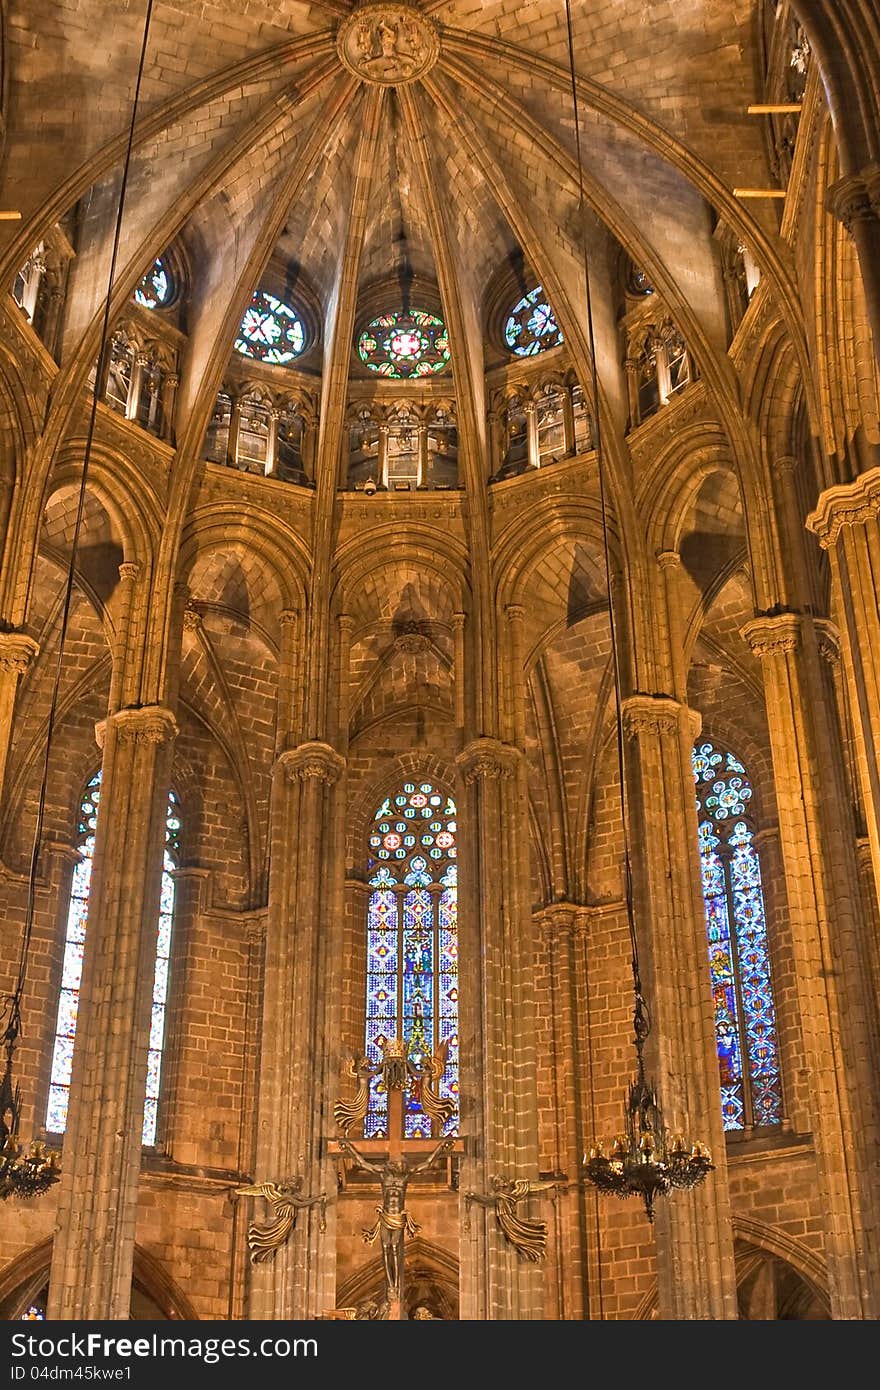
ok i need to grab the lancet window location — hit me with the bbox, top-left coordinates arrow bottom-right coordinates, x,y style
364,781 -> 459,1138
47,773 -> 181,1146
692,742 -> 783,1133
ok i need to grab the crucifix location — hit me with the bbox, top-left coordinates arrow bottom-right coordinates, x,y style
329,1036 -> 462,1320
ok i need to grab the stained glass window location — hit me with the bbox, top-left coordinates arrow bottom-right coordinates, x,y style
504,286 -> 563,357
46,774 -> 180,1146
144,791 -> 180,1146
357,310 -> 450,379
135,257 -> 172,309
365,782 -> 458,1139
235,290 -> 306,364
693,742 -> 782,1132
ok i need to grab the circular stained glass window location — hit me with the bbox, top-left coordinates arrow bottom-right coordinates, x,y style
235,290 -> 306,365
358,309 -> 450,379
504,286 -> 563,357
135,257 -> 173,309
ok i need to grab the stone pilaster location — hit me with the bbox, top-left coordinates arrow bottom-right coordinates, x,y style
535,903 -> 593,1321
808,468 -> 880,913
621,694 -> 738,1320
741,612 -> 880,1318
250,740 -> 345,1320
827,167 -> 880,370
47,704 -> 178,1320
455,735 -> 542,1319
0,630 -> 39,796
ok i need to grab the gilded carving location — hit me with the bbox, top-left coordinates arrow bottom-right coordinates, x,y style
337,5 -> 440,87
233,1178 -> 327,1263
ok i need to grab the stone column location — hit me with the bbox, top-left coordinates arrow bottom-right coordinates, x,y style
0,630 -> 39,797
226,397 -> 243,470
621,694 -> 738,1320
452,613 -> 466,738
561,385 -> 576,457
535,903 -> 593,1321
808,468 -> 880,904
525,401 -> 539,470
265,408 -> 281,478
125,353 -> 147,421
741,613 -> 880,1319
415,423 -> 428,488
827,170 -> 880,369
455,735 -> 542,1319
107,563 -> 139,716
47,705 -> 178,1320
160,373 -> 179,445
250,740 -> 345,1320
377,423 -> 389,489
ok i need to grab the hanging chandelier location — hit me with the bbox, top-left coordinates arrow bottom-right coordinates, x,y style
582,984 -> 712,1222
559,0 -> 714,1220
1,1007 -> 59,1200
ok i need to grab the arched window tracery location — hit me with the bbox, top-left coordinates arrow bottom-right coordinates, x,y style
364,780 -> 459,1139
357,310 -> 450,379
47,773 -> 180,1146
692,741 -> 783,1133
504,286 -> 564,357
134,257 -> 173,309
235,290 -> 306,365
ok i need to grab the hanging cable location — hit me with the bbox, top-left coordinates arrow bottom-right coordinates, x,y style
562,0 -> 642,1003
3,0 -> 156,1064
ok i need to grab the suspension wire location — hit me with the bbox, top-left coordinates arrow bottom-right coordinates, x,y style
3,0 -> 157,1046
562,0 -> 644,1012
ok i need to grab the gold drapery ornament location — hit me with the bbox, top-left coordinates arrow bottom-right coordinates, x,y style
233,1177 -> 327,1263
464,1176 -> 563,1263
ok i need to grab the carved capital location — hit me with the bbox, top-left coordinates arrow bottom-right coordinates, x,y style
395,630 -> 430,654
455,737 -> 520,783
276,740 -> 345,785
182,603 -> 202,632
655,549 -> 681,572
534,902 -> 592,939
0,631 -> 39,676
505,604 -> 526,623
814,618 -> 841,666
118,561 -> 141,584
826,167 -> 880,234
741,614 -> 802,659
621,694 -> 691,741
279,609 -> 299,629
772,454 -> 798,478
97,704 -> 178,750
243,915 -> 267,946
806,466 -> 880,547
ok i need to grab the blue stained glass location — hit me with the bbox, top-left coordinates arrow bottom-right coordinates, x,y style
504,286 -> 564,357
47,771 -> 180,1146
693,742 -> 782,1132
363,780 -> 459,1138
235,290 -> 305,365
135,257 -> 172,309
